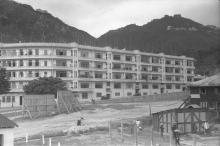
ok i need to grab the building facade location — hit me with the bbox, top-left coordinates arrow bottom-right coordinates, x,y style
0,43 -> 195,100
190,74 -> 220,109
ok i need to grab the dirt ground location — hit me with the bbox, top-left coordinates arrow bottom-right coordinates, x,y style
13,100 -> 220,146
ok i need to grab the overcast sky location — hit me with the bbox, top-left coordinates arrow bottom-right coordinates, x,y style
15,0 -> 220,38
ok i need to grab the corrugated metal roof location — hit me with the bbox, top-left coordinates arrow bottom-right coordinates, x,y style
190,73 -> 220,87
0,114 -> 18,128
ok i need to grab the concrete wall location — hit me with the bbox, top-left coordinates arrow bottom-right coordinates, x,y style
0,128 -> 14,146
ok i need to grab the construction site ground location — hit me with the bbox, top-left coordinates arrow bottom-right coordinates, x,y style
13,100 -> 220,146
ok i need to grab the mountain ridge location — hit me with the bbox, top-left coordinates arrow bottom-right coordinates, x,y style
0,0 -> 219,75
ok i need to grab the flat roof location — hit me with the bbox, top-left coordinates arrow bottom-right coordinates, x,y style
0,42 -> 194,60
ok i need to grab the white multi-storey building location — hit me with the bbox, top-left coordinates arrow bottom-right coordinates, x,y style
0,42 -> 195,100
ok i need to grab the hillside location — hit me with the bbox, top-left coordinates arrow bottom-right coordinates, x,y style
0,0 -> 96,44
97,15 -> 220,75
0,0 -> 219,75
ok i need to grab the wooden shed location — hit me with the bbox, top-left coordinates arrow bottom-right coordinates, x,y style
152,108 -> 216,134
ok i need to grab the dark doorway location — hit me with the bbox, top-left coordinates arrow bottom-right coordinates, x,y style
160,88 -> 164,94
0,134 -> 3,146
19,96 -> 23,106
106,94 -> 111,98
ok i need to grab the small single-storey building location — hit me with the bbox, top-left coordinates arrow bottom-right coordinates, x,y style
189,73 -> 220,109
0,114 -> 18,146
0,93 -> 24,108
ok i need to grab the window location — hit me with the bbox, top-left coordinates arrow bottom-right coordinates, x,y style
95,53 -> 102,59
187,76 -> 193,82
56,50 -> 67,56
35,72 -> 39,77
166,75 -> 172,81
28,60 -> 32,66
81,83 -> 89,88
113,54 -> 121,60
95,73 -> 102,78
107,82 -> 110,86
175,68 -> 181,73
142,84 -> 148,89
187,60 -> 193,66
35,60 -> 39,66
28,50 -> 33,55
166,84 -> 172,89
2,96 -> 5,102
114,83 -> 121,89
143,92 -> 148,95
175,85 -> 180,89
12,72 -> 16,78
113,73 -> 121,79
112,64 -> 121,69
28,71 -> 33,77
44,61 -> 47,66
44,50 -> 48,55
175,60 -> 181,65
80,51 -> 89,58
20,60 -> 23,66
35,49 -> 39,55
80,62 -> 89,68
152,75 -> 160,81
166,60 -> 171,65
141,55 -> 150,63
125,73 -> 133,79
200,88 -> 206,94
96,93 -> 102,97
126,83 -> 133,89
165,67 -> 173,73
127,92 -> 132,96
152,57 -> 160,64
20,49 -> 24,55
125,56 -> 132,61
56,60 -> 67,67
44,72 -> 47,77
95,82 -> 103,88
7,96 -> 11,102
12,96 -> 15,102
82,93 -> 88,99
19,72 -> 23,77
152,84 -> 159,89
56,71 -> 67,77
152,66 -> 159,72
115,92 -> 120,96
12,61 -> 16,67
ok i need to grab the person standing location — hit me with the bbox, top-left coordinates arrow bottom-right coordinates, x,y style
160,124 -> 164,137
203,121 -> 209,135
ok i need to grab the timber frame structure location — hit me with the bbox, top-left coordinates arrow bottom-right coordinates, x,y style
152,108 -> 218,134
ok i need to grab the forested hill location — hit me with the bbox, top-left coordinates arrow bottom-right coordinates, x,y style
0,0 -> 220,75
0,0 -> 96,45
97,15 -> 220,75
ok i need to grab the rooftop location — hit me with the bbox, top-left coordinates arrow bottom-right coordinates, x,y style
0,114 -> 18,128
190,73 -> 220,87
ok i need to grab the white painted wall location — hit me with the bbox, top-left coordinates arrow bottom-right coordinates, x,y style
0,129 -> 14,146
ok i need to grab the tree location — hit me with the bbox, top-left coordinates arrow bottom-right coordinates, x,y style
23,77 -> 67,95
0,68 -> 10,94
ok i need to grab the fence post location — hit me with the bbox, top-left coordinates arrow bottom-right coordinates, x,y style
109,120 -> 111,139
135,124 -> 138,146
169,132 -> 172,146
49,138 -> 52,146
25,133 -> 28,143
58,142 -> 61,146
121,120 -> 123,142
149,104 -> 152,117
42,135 -> 45,144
